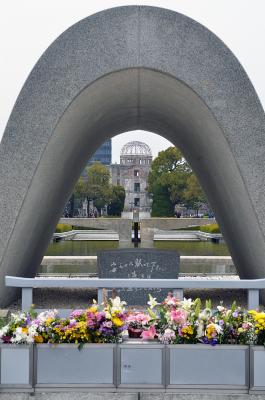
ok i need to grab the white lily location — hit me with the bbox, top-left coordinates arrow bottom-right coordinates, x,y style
110,296 -> 127,312
181,298 -> 193,311
147,294 -> 159,309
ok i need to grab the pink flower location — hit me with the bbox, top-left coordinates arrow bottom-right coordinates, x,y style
170,309 -> 187,324
127,312 -> 150,325
141,325 -> 156,340
164,295 -> 178,306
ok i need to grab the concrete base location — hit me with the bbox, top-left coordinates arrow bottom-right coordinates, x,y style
0,393 -> 265,400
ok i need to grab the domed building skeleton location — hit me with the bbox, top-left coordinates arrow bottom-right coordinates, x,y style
110,141 -> 152,212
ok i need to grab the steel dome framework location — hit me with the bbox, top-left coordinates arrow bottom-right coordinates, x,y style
120,141 -> 152,156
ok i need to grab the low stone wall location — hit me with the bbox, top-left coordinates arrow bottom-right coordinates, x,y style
0,393 -> 264,400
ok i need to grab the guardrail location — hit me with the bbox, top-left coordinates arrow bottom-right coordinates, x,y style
5,276 -> 265,311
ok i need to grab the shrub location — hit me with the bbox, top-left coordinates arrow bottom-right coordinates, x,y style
200,223 -> 220,234
55,223 -> 72,233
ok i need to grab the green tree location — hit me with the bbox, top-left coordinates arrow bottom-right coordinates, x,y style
107,185 -> 125,216
74,162 -> 112,215
148,147 -> 191,216
148,146 -> 208,216
183,174 -> 207,215
151,184 -> 175,217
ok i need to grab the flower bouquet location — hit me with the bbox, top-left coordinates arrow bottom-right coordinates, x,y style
0,297 -> 128,346
126,311 -> 151,338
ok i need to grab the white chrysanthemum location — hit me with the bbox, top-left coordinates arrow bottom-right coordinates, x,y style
28,325 -> 38,337
37,309 -> 58,323
0,324 -> 9,341
10,312 -> 26,324
196,321 -> 205,338
10,327 -> 35,344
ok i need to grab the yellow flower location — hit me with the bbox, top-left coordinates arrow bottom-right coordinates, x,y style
181,325 -> 194,337
112,317 -> 123,327
77,321 -> 87,329
205,324 -> 216,339
34,335 -> 44,343
87,306 -> 97,313
22,327 -> 28,334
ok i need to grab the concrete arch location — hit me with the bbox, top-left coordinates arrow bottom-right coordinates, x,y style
0,6 -> 265,305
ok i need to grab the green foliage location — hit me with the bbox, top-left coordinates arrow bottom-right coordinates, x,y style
193,298 -> 202,318
205,299 -> 212,310
176,226 -> 200,231
176,224 -> 220,233
0,317 -> 7,328
151,184 -> 174,217
107,185 -> 125,216
74,162 -> 112,210
148,147 -> 208,217
200,224 -> 220,234
183,174 -> 207,210
73,226 -> 104,230
148,147 -> 191,205
73,162 -> 126,216
55,224 -> 72,233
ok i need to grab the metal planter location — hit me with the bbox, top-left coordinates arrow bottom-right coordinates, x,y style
34,343 -> 116,391
250,346 -> 265,393
166,344 -> 249,393
0,342 -> 252,392
117,342 -> 165,391
0,344 -> 33,392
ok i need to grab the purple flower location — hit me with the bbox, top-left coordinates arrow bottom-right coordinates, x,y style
218,320 -> 224,326
202,337 -> 218,346
232,311 -> 238,318
99,326 -> 114,336
70,310 -> 84,318
87,319 -> 95,328
102,321 -> 113,328
96,312 -> 105,322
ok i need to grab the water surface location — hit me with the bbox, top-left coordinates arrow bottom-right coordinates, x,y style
40,240 -> 235,275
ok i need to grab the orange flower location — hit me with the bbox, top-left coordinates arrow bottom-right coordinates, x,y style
34,335 -> 44,343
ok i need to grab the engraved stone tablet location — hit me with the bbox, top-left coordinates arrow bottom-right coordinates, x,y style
97,248 -> 180,306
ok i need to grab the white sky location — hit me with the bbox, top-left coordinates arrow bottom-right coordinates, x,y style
0,0 -> 264,163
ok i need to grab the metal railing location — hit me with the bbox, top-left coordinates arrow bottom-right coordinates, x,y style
5,275 -> 265,312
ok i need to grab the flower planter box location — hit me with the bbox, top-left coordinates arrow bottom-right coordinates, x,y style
249,346 -> 265,393
117,341 -> 165,391
0,344 -> 33,392
0,342 -> 253,392
34,343 -> 116,391
166,344 -> 249,393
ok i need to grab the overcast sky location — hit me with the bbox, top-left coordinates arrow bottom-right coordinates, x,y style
0,0 -> 264,162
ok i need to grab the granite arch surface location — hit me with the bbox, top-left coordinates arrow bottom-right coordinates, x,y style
0,6 -> 265,305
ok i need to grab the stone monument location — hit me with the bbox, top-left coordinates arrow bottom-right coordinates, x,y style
97,248 -> 180,306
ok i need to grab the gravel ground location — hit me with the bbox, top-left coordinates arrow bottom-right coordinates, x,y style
6,274 -> 249,312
